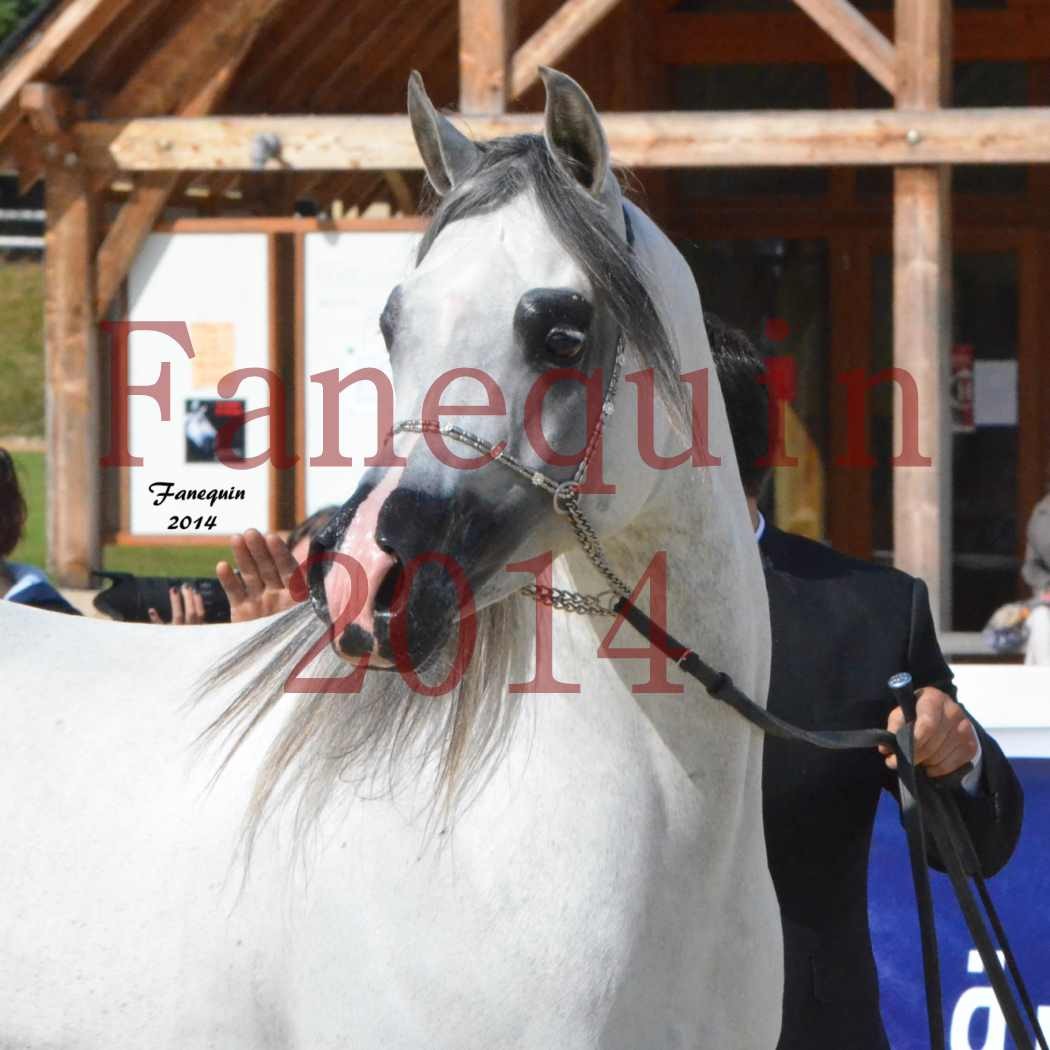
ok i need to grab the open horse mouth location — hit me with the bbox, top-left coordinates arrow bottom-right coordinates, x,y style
307,469 -> 488,674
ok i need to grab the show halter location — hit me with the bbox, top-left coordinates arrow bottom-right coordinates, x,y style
389,206 -> 1044,1050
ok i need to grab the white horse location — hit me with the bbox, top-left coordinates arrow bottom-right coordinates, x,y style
0,69 -> 781,1049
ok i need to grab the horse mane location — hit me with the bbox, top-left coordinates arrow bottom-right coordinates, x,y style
200,133 -> 688,853
199,597 -> 528,857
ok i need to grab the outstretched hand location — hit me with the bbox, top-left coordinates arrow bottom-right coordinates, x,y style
149,583 -> 205,625
879,686 -> 979,778
217,528 -> 305,623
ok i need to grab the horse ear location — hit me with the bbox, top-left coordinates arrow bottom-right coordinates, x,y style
407,70 -> 480,195
539,67 -> 610,198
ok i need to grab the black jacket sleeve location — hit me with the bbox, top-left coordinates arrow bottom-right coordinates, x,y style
886,578 -> 1024,877
950,717 -> 1025,876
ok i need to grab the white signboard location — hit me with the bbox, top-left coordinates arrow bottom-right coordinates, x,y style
302,230 -> 420,514
126,233 -> 271,535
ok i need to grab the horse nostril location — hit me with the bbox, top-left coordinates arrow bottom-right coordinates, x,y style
374,557 -> 405,617
337,622 -> 376,658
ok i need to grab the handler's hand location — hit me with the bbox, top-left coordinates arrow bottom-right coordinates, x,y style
879,687 -> 979,778
216,529 -> 303,623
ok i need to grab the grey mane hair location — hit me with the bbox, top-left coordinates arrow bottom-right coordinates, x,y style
198,595 -> 528,858
418,133 -> 690,431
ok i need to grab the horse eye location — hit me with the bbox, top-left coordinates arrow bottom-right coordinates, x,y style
545,326 -> 585,360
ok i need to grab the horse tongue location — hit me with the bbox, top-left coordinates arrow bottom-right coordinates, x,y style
325,470 -> 401,640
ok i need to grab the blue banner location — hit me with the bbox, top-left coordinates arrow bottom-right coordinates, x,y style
869,758 -> 1050,1050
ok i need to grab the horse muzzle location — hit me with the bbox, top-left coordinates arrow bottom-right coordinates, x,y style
308,473 -> 478,674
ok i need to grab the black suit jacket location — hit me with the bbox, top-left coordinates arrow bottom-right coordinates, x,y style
759,526 -> 1023,1050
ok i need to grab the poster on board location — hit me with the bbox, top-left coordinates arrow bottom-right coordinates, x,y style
302,229 -> 421,514
126,233 -> 270,536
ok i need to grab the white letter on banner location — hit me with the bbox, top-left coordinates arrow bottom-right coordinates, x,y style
949,987 -> 1005,1050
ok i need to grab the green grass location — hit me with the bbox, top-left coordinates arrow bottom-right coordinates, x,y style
9,448 -> 44,567
9,451 -> 228,579
0,260 -> 45,437
103,543 -> 228,579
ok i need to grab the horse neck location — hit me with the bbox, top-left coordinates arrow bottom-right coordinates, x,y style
558,460 -> 770,792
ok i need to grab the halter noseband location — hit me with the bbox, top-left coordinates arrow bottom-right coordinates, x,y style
390,204 -> 638,616
390,330 -> 631,616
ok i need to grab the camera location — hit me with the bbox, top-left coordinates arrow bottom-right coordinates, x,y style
91,570 -> 231,624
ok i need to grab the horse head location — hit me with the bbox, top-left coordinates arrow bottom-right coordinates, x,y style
308,68 -> 684,679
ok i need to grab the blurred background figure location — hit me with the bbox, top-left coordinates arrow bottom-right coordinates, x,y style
149,505 -> 338,625
1021,467 -> 1050,666
0,448 -> 78,615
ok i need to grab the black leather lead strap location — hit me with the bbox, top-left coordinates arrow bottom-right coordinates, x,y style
613,594 -> 1044,1050
895,727 -> 946,1050
614,596 -> 894,754
930,788 -> 1049,1050
972,869 -> 1050,1050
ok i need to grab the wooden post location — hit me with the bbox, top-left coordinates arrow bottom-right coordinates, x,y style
893,0 -> 952,627
44,159 -> 99,588
511,0 -> 622,99
459,0 -> 514,114
789,0 -> 896,94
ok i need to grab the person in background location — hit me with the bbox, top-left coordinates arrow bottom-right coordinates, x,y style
153,505 -> 338,625
705,314 -> 1023,1050
1021,474 -> 1050,665
0,448 -> 80,616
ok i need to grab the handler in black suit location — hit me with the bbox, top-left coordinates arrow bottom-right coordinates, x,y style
706,316 -> 1024,1050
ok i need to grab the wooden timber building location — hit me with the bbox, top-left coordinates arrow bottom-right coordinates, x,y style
0,0 -> 1048,632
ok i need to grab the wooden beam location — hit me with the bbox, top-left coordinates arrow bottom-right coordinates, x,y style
93,12 -> 267,319
383,171 -> 415,215
511,0 -> 621,99
0,0 -> 135,143
236,0 -> 334,103
261,3 -> 383,112
306,0 -> 420,111
3,121 -> 43,194
44,160 -> 99,588
104,0 -> 280,118
72,106 -> 1050,172
20,82 -> 77,143
656,9 -> 1050,67
18,82 -> 85,189
892,0 -> 952,627
339,2 -> 452,114
94,174 -> 175,317
75,0 -> 166,86
459,0 -> 514,114
789,0 -> 895,95
896,0 -> 950,109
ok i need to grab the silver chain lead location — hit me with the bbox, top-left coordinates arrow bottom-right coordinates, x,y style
391,337 -> 630,618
